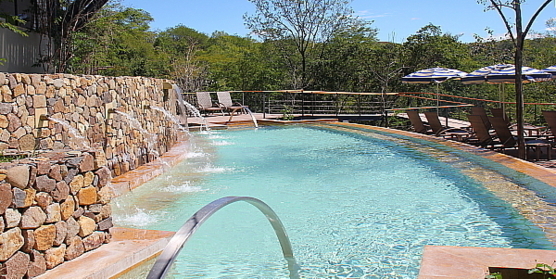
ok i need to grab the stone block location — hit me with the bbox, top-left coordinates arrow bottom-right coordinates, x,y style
34,224 -> 56,251
35,175 -> 56,193
0,227 -> 24,261
6,165 -> 30,189
49,164 -> 63,182
45,203 -> 61,223
83,171 -> 94,187
65,217 -> 79,243
44,244 -> 66,269
64,236 -> 84,261
36,160 -> 51,175
3,251 -> 29,279
69,174 -> 84,195
12,84 -> 25,97
20,206 -> 46,229
0,182 -> 12,214
78,186 -> 97,205
95,167 -> 111,188
4,208 -> 21,228
60,197 -> 75,221
28,250 -> 47,277
21,229 -> 35,253
97,217 -> 113,231
54,221 -> 67,246
79,154 -> 95,172
51,181 -> 69,203
77,216 -> 95,237
82,231 -> 105,251
35,191 -> 52,209
18,133 -> 36,151
97,186 -> 112,204
0,115 -> 8,128
33,94 -> 47,108
6,113 -> 21,133
13,187 -> 35,208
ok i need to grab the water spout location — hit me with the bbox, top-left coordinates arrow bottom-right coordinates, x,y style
182,100 -> 210,132
47,117 -> 92,150
114,111 -> 159,158
151,106 -> 189,134
227,107 -> 259,128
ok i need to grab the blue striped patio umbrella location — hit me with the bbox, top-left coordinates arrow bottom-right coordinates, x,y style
461,64 -> 552,84
401,67 -> 468,84
461,63 -> 552,120
402,67 -> 468,118
542,65 -> 556,77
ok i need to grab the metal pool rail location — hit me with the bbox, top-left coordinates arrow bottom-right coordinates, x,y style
146,196 -> 299,279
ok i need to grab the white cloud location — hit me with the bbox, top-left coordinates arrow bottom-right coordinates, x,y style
355,10 -> 392,19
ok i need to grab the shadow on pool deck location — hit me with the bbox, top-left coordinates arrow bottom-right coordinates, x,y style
37,120 -> 556,279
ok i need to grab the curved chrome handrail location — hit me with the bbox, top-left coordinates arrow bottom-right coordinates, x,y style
146,196 -> 299,279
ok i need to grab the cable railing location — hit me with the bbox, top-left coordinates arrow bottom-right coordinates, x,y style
146,196 -> 299,279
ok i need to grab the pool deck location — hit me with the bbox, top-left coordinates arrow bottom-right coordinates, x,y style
39,116 -> 556,279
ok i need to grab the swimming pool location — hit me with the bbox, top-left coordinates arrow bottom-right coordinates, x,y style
113,124 -> 556,278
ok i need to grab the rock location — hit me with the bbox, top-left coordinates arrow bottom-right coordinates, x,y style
21,229 -> 35,253
54,221 -> 67,246
18,133 -> 36,151
34,224 -> 56,251
78,186 -> 97,205
35,191 -> 52,209
97,217 -> 113,231
6,113 -> 21,133
3,251 -> 29,279
13,187 -> 35,208
28,250 -> 47,277
20,206 -> 46,229
69,174 -> 84,195
64,236 -> 84,261
49,164 -> 63,181
60,197 -> 75,221
0,228 -> 24,261
51,181 -> 69,202
77,216 -> 95,237
35,175 -> 56,192
64,217 -> 79,243
83,171 -> 94,187
79,154 -> 95,172
0,115 -> 8,128
95,167 -> 111,188
45,203 -> 61,223
44,244 -> 66,269
97,186 -> 112,204
0,182 -> 12,214
6,165 -> 30,189
33,94 -> 47,108
4,208 -> 21,228
82,231 -> 105,251
36,160 -> 51,175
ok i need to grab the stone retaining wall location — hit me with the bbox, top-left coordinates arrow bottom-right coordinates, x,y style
0,73 -> 187,277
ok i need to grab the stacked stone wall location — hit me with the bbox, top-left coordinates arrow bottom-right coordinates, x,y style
0,73 -> 187,277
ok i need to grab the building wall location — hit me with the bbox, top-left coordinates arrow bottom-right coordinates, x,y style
0,29 -> 47,74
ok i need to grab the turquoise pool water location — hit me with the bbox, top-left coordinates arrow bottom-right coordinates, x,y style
113,125 -> 556,278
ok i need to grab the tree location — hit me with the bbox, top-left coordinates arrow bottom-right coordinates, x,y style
478,0 -> 553,159
244,0 -> 363,89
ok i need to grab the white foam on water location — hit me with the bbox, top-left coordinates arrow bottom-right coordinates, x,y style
163,182 -> 206,193
197,164 -> 233,173
186,152 -> 207,158
211,140 -> 233,146
113,207 -> 159,227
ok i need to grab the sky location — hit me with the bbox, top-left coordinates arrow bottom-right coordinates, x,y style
121,0 -> 556,43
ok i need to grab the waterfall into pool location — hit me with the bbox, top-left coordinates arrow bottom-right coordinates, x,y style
113,125 -> 555,278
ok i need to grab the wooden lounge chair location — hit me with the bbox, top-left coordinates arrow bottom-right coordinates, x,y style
217,91 -> 246,115
196,92 -> 223,116
422,111 -> 471,141
490,116 -> 551,159
490,108 -> 511,126
542,110 -> 556,140
467,114 -> 500,148
471,107 -> 492,130
406,110 -> 431,134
